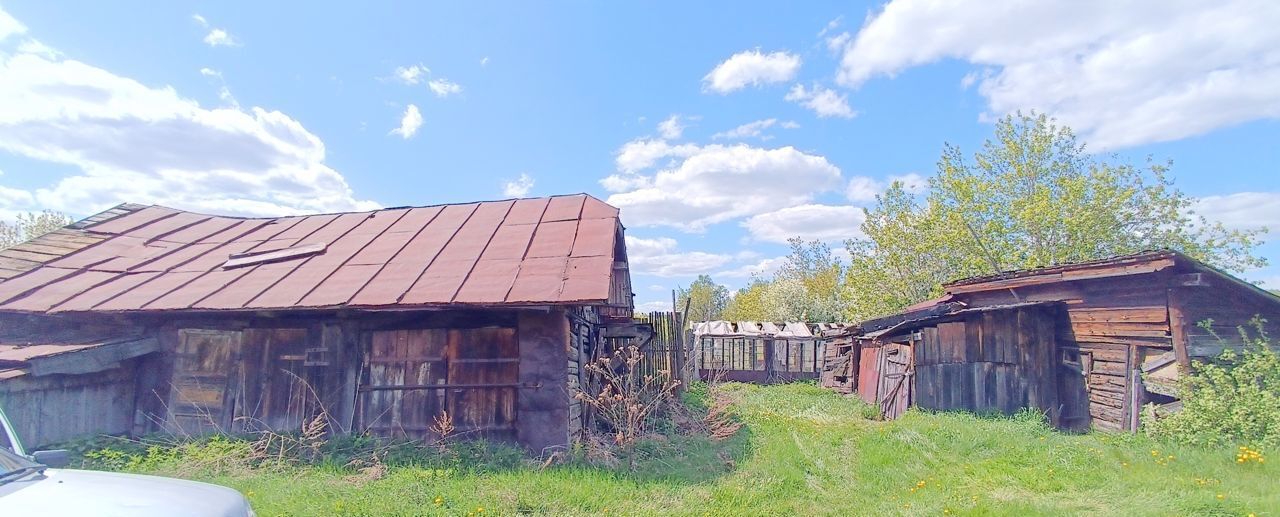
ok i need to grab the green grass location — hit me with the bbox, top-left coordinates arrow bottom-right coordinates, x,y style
117,383 -> 1275,516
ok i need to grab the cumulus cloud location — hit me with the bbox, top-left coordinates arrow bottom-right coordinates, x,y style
203,29 -> 238,47
1194,192 -> 1280,232
710,118 -> 798,141
703,50 -> 801,94
716,256 -> 787,279
742,204 -> 866,243
610,139 -> 701,174
604,141 -> 843,231
390,104 -> 423,139
785,84 -> 855,119
392,64 -> 429,85
0,8 -> 25,41
502,173 -> 534,197
192,14 -> 238,47
834,0 -> 1280,149
845,173 -> 927,202
427,78 -> 462,97
0,8 -> 377,217
625,236 -> 732,277
635,300 -> 672,312
657,114 -> 685,140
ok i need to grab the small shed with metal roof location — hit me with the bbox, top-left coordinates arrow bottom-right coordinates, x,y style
0,194 -> 635,452
835,250 -> 1280,431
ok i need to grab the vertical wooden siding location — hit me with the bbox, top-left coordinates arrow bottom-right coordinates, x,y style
0,363 -> 139,448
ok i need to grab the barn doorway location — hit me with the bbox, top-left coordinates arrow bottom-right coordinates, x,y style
356,327 -> 518,442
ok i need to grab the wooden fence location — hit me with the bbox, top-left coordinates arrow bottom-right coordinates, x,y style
608,311 -> 692,388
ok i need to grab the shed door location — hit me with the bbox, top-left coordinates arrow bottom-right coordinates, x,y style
878,343 -> 913,420
241,328 -> 316,432
358,327 -> 517,442
169,329 -> 241,435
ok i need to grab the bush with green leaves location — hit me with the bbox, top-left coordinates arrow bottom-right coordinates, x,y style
1144,319 -> 1280,448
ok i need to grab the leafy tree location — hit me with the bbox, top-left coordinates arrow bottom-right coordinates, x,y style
844,183 -> 954,321
765,239 -> 845,322
844,112 -> 1266,319
0,210 -> 73,250
675,275 -> 729,323
721,280 -> 771,321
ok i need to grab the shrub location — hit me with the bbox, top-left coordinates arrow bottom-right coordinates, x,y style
1144,318 -> 1280,448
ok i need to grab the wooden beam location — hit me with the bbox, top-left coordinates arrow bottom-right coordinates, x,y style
1167,288 -> 1191,369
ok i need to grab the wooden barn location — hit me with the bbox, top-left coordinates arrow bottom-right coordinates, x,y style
834,251 -> 1280,431
0,194 -> 634,453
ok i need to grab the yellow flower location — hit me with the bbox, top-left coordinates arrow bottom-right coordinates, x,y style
1216,494 -> 1225,500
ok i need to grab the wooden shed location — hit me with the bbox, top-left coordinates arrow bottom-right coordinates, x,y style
837,251 -> 1280,431
0,194 -> 635,452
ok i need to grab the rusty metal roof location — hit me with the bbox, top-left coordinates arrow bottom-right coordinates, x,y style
0,194 -> 624,314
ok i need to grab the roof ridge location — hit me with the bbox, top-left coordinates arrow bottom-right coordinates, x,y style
130,193 -> 616,221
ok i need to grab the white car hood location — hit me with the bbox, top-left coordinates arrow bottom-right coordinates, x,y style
0,468 -> 251,517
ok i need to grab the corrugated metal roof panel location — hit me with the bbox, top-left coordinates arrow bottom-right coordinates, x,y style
0,194 -> 624,313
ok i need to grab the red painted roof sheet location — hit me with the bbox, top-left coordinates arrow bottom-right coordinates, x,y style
0,194 -> 624,314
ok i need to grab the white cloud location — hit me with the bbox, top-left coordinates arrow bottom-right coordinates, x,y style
779,120 -> 800,129
635,300 -> 672,312
845,173 -> 927,202
0,8 -> 24,42
480,56 -> 489,67
785,84 -> 855,119
835,0 -> 1280,149
502,173 -> 534,197
712,118 -> 786,140
427,78 -> 462,97
199,67 -> 221,78
657,114 -> 685,140
0,10 -> 377,218
825,32 -> 851,54
818,16 -> 843,37
191,14 -> 208,26
611,139 -> 700,174
1195,192 -> 1280,232
389,104 -> 423,139
742,204 -> 866,243
605,142 -> 843,231
716,256 -> 787,279
625,236 -> 731,277
702,50 -> 802,94
392,64 -> 429,85
202,28 -> 239,47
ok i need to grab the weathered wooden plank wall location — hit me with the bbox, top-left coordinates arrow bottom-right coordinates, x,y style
0,361 -> 140,448
957,276 -> 1169,431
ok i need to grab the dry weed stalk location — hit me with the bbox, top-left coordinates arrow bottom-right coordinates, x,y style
429,410 -> 456,450
575,345 -> 681,469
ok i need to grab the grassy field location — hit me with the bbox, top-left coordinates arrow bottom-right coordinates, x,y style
115,383 -> 1274,516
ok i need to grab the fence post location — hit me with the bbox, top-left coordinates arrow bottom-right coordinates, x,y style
668,311 -> 683,393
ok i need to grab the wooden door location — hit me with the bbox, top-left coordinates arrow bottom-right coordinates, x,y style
169,329 -> 241,436
878,343 -> 913,419
241,328 -> 315,432
357,327 -> 517,442
446,327 -> 518,439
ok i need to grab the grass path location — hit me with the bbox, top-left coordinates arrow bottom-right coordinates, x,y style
170,383 -> 1272,516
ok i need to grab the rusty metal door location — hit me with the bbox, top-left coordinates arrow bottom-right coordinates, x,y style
358,327 -> 517,441
169,329 -> 241,435
878,343 -> 913,419
857,346 -> 880,405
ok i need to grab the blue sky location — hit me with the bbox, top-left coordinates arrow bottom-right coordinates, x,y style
0,1 -> 1277,312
